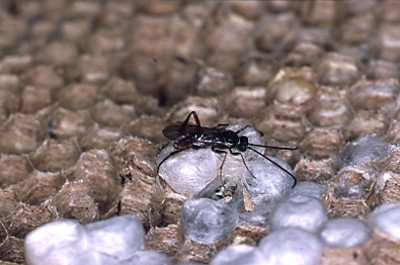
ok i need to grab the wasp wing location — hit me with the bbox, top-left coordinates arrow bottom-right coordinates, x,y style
162,124 -> 181,140
162,124 -> 199,140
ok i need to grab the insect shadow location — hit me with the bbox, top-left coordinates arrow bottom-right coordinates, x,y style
157,111 -> 298,189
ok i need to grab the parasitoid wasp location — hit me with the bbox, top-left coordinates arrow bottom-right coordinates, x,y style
157,111 -> 297,187
157,111 -> 298,188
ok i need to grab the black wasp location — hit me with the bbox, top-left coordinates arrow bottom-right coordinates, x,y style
157,111 -> 297,187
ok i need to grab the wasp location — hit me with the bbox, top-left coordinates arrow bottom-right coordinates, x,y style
157,111 -> 297,188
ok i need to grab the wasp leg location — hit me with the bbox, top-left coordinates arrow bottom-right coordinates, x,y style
181,111 -> 201,129
211,146 -> 228,181
228,148 -> 254,206
229,148 -> 256,179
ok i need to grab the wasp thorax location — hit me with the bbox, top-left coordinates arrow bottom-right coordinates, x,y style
237,136 -> 248,152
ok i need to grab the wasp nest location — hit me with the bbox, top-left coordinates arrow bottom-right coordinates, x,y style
1,0 -> 400,264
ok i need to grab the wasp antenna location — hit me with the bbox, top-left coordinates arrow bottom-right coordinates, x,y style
248,143 -> 297,151
248,146 -> 297,188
